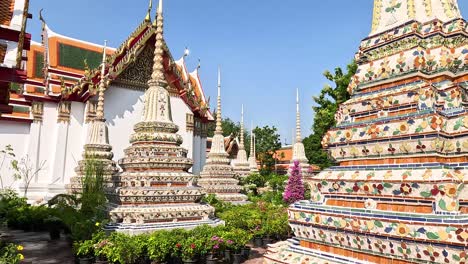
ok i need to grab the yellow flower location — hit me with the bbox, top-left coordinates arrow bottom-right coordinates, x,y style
396,223 -> 409,236
420,120 -> 428,129
366,221 -> 375,230
438,230 -> 449,241
16,245 -> 23,251
446,200 -> 459,212
18,254 -> 24,260
95,222 -> 100,227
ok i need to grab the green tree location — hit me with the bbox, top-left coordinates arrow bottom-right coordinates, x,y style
304,61 -> 357,169
253,126 -> 281,174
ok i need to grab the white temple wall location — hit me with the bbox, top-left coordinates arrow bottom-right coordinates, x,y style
104,85 -> 145,163
170,97 -> 193,161
0,120 -> 30,188
10,0 -> 26,30
192,135 -> 201,175
0,40 -> 19,68
62,102 -> 85,185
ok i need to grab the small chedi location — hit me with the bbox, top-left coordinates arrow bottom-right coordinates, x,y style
266,0 -> 468,263
291,89 -> 310,175
248,125 -> 259,173
198,70 -> 248,204
105,0 -> 221,234
232,105 -> 251,178
68,42 -> 118,194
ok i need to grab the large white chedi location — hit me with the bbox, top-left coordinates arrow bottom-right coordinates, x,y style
0,1 -> 212,201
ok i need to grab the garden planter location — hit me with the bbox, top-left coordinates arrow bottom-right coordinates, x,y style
224,250 -> 231,263
205,254 -> 217,264
240,247 -> 251,260
253,237 -> 263,247
262,237 -> 273,247
182,259 -> 197,264
232,254 -> 242,264
77,257 -> 94,264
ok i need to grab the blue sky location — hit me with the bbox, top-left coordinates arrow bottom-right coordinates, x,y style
28,1 -> 468,145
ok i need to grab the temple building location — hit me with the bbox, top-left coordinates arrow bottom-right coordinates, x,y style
232,105 -> 251,178
266,0 -> 468,263
104,0 -> 220,234
0,0 -> 31,113
198,69 -> 248,204
0,1 -> 213,200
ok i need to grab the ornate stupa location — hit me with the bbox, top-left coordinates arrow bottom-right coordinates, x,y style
248,123 -> 259,173
198,69 -> 248,204
68,42 -> 118,193
105,0 -> 221,234
266,0 -> 468,263
232,105 -> 251,178
291,89 -> 309,174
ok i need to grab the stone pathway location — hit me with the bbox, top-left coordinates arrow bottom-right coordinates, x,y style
1,229 -> 74,264
244,246 -> 266,264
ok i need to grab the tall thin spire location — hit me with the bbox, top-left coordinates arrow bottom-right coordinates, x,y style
240,104 -> 245,147
142,0 -> 170,122
250,121 -> 254,156
296,88 -> 301,143
145,0 -> 152,22
150,0 -> 164,84
96,41 -> 107,120
215,67 -> 222,135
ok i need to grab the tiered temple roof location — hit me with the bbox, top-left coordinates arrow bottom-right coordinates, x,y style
104,0 -> 221,234
2,5 -> 213,124
198,69 -> 248,204
266,0 -> 468,263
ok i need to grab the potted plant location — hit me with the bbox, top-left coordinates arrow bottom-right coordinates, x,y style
147,231 -> 171,264
180,237 -> 200,264
74,240 -> 95,264
44,215 -> 62,240
252,225 -> 264,247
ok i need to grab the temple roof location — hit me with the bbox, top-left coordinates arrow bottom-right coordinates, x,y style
370,0 -> 462,36
8,5 -> 213,122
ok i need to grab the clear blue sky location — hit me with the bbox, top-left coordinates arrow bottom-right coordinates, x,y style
27,1 -> 468,145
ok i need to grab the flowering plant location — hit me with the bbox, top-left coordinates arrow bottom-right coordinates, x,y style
0,242 -> 24,264
283,160 -> 305,204
180,237 -> 201,261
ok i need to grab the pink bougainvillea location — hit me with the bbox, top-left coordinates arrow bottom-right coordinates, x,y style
283,160 -> 305,204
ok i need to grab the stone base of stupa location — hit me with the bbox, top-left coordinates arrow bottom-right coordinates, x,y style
264,239 -> 368,264
105,203 -> 223,235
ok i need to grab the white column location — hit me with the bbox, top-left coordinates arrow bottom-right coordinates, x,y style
192,118 -> 201,175
46,102 -> 71,197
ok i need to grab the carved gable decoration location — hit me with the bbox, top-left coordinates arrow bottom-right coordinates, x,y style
113,44 -> 154,90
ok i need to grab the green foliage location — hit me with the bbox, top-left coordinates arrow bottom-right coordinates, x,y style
252,126 -> 281,174
304,61 -> 357,169
0,242 -> 23,264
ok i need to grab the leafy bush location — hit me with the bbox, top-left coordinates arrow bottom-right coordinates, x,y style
0,242 -> 23,264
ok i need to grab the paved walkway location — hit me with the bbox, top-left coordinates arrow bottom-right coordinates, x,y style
1,229 -> 74,264
244,247 -> 266,264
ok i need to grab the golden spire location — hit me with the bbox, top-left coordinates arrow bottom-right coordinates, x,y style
215,67 -> 222,135
145,0 -> 152,22
96,41 -> 107,120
